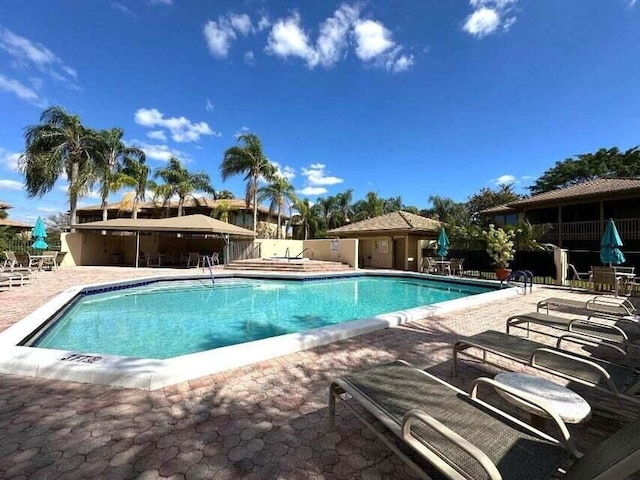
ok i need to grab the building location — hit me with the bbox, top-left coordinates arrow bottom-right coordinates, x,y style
327,210 -> 441,271
76,197 -> 288,238
0,201 -> 32,234
482,178 -> 640,249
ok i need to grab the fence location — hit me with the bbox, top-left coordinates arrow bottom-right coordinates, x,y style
443,249 -> 557,284
3,236 -> 61,254
224,241 -> 261,264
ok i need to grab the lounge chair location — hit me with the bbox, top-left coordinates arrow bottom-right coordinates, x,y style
329,360 -> 640,480
452,330 -> 640,403
506,311 -> 640,354
537,296 -> 636,319
591,266 -> 623,296
567,263 -> 591,290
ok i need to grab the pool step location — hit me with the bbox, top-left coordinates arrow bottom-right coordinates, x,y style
225,259 -> 352,273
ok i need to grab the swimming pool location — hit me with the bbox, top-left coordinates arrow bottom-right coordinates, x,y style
0,271 -> 516,389
31,276 -> 494,359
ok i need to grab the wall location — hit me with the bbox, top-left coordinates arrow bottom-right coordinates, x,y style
255,239 -> 303,258
60,232 -> 81,267
355,236 -> 392,269
303,239 -> 358,268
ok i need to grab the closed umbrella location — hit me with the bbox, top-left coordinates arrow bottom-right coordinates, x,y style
437,228 -> 450,258
600,218 -> 625,266
31,216 -> 48,250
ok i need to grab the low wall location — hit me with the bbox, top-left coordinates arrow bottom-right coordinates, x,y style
303,239 -> 358,268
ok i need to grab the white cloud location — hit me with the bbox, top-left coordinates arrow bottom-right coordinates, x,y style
0,148 -> 21,172
134,108 -> 216,142
265,13 -> 317,66
265,5 -> 413,73
272,162 -> 296,180
463,0 -> 518,38
629,0 -> 638,5
495,174 -> 516,185
301,163 -> 343,186
234,126 -> 250,138
205,98 -> 214,112
36,206 -> 58,213
244,51 -> 255,65
0,179 -> 23,190
463,8 -> 501,37
0,26 -> 77,85
257,16 -> 271,31
147,130 -> 167,141
112,3 -> 136,17
203,13 -> 255,58
0,74 -> 41,104
135,141 -> 190,162
298,186 -> 327,196
149,0 -> 172,5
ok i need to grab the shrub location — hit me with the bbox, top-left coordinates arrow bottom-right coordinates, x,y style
484,224 -> 515,269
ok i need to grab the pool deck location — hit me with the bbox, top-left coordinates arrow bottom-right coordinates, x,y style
1,266 -> 638,479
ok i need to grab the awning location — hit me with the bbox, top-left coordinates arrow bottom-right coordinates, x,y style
72,214 -> 257,236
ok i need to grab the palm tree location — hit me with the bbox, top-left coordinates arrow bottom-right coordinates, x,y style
353,191 -> 384,221
120,157 -> 150,219
154,157 -> 215,217
293,198 -> 319,240
221,133 -> 276,232
216,189 -> 235,200
21,106 -> 101,227
94,128 -> 146,221
258,176 -> 297,239
314,196 -> 336,231
332,189 -> 354,227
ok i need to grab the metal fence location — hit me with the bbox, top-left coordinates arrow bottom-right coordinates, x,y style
4,236 -> 61,254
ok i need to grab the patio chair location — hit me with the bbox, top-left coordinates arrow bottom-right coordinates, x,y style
537,296 -> 636,319
2,251 -> 17,270
187,252 -> 199,268
506,311 -> 640,355
591,266 -> 622,296
449,258 -> 464,276
567,263 -> 591,290
421,257 -> 437,274
452,330 -> 640,404
329,360 -> 640,480
211,252 -> 220,265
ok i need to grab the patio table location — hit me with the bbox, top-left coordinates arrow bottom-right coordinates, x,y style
432,260 -> 451,275
29,254 -> 57,271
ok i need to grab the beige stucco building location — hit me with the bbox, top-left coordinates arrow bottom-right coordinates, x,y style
327,211 -> 441,271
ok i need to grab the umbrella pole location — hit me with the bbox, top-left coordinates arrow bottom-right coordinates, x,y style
135,231 -> 140,268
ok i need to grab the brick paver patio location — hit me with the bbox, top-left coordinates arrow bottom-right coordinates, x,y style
1,267 -> 638,479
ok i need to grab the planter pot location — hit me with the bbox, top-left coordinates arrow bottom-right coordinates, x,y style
495,268 -> 512,281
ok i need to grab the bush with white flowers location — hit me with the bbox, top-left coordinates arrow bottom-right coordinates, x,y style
483,224 -> 515,269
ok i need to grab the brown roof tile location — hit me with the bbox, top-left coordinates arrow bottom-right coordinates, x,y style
0,218 -> 32,228
327,210 -> 441,235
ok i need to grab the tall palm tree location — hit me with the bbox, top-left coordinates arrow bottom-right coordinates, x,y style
258,176 -> 297,239
154,157 -> 215,217
353,191 -> 384,221
332,189 -> 354,228
120,157 -> 150,219
221,133 -> 276,232
314,196 -> 336,231
21,106 -> 101,227
94,128 -> 146,221
293,198 -> 319,240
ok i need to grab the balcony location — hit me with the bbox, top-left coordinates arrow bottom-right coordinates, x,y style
538,218 -> 640,244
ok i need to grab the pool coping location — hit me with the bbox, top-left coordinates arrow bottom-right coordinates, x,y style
0,270 -> 521,390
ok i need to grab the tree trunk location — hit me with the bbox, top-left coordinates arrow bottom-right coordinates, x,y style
178,197 -> 184,217
102,195 -> 108,222
132,197 -> 138,219
277,204 -> 282,239
252,177 -> 258,232
69,161 -> 79,231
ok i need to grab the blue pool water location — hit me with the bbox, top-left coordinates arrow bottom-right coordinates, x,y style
32,276 -> 494,359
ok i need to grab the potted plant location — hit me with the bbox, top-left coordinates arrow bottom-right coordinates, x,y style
484,224 -> 515,280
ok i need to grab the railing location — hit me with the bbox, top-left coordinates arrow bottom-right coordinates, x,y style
294,248 -> 310,258
539,218 -> 640,243
224,241 -> 261,264
4,237 -> 61,253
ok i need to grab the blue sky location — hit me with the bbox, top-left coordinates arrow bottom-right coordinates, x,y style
1,0 -> 639,223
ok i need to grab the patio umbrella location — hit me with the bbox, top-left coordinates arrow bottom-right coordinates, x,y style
436,228 -> 450,258
31,216 -> 48,250
600,218 -> 625,266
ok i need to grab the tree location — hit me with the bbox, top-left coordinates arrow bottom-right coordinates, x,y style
0,209 -> 7,220
530,146 -> 640,195
212,199 -> 237,223
154,157 -> 215,217
221,133 -> 276,232
383,196 -> 402,213
94,128 -> 146,221
353,192 -> 384,221
333,189 -> 354,227
314,196 -> 336,231
21,106 -> 101,227
425,195 -> 468,225
258,176 -> 297,239
466,184 -> 523,224
120,156 -> 150,219
293,198 -> 319,240
216,189 -> 235,200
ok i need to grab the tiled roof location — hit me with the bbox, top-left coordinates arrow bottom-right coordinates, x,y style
482,178 -> 640,213
0,218 -> 32,228
76,197 -> 281,216
327,211 -> 441,235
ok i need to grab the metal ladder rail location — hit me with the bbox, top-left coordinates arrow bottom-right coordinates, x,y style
203,255 -> 215,285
